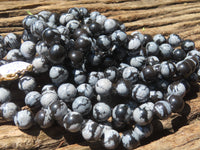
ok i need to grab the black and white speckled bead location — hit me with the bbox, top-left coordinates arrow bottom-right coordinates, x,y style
14,109 -> 33,130
149,90 -> 163,103
104,19 -> 118,34
129,56 -> 146,70
57,83 -> 77,102
111,30 -> 127,45
122,66 -> 139,84
159,61 -> 176,78
36,41 -> 49,56
30,20 -> 47,38
132,84 -> 150,103
66,19 -> 80,33
72,96 -> 92,116
77,83 -> 94,99
131,31 -> 145,43
41,84 -> 56,94
128,38 -> 141,52
68,7 -> 80,18
63,111 -> 83,132
96,35 -> 111,50
6,49 -> 24,61
133,102 -> 154,126
49,100 -> 70,123
93,102 -> 111,122
34,108 -> 54,128
134,123 -> 153,140
167,34 -> 181,47
166,95 -> 185,113
79,7 -> 89,19
0,102 -> 18,121
81,119 -> 104,142
0,87 -> 11,104
22,15 -> 38,29
154,100 -> 172,120
20,41 -> 36,59
114,79 -> 130,97
112,104 -> 132,124
181,39 -> 195,52
153,34 -> 166,45
167,81 -> 186,98
185,55 -> 199,68
95,78 -> 112,96
22,29 -> 37,42
59,13 -> 74,25
90,11 -> 100,21
4,33 -> 21,50
18,76 -> 36,93
146,41 -> 159,56
38,10 -> 52,21
95,15 -> 107,26
73,68 -> 86,85
122,130 -> 140,150
25,91 -> 41,108
184,58 -> 197,73
49,66 -> 69,86
147,56 -> 160,66
88,71 -> 105,87
101,128 -> 121,149
32,56 -> 49,73
159,43 -> 173,59
40,90 -> 58,108
104,66 -> 118,82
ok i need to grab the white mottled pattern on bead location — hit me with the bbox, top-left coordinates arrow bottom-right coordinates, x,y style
14,110 -> 33,129
128,38 -> 141,51
102,129 -> 121,149
40,91 -> 58,108
57,83 -> 77,102
1,102 -> 18,120
95,78 -> 112,95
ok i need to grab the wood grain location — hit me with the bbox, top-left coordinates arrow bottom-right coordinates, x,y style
0,0 -> 200,149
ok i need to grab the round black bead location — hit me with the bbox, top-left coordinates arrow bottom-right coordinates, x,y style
172,49 -> 186,61
181,39 -> 195,52
167,95 -> 185,113
49,44 -> 66,63
68,50 -> 84,67
140,65 -> 157,82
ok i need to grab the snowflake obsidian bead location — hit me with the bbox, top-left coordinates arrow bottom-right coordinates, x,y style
0,102 -> 18,121
81,119 -> 104,142
133,102 -> 154,126
0,87 -> 11,104
101,128 -> 121,149
57,83 -> 77,102
132,84 -> 150,103
34,108 -> 54,128
63,111 -> 83,132
72,96 -> 92,116
14,109 -> 33,130
93,102 -> 111,122
122,130 -> 140,150
154,100 -> 172,120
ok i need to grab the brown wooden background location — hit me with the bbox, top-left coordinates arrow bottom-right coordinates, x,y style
0,0 -> 200,149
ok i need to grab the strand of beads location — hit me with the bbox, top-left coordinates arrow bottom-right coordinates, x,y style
0,7 -> 200,150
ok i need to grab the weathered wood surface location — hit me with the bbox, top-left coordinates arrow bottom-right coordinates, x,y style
0,0 -> 200,149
